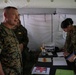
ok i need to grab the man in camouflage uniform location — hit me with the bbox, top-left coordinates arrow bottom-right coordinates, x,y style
61,18 -> 76,59
61,18 -> 76,73
0,6 -> 22,75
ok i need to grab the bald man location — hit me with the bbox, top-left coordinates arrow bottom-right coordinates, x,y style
0,6 -> 22,75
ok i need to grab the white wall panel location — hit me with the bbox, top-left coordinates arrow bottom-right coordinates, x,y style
24,15 -> 52,50
53,14 -> 66,48
21,14 -> 76,51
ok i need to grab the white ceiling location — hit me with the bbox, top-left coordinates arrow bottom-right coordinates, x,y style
0,0 -> 76,9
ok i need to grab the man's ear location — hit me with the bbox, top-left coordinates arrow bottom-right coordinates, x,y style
4,12 -> 7,18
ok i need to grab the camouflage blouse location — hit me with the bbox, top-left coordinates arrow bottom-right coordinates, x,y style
64,26 -> 76,54
0,23 -> 22,75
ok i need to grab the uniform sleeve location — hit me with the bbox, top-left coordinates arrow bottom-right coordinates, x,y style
72,31 -> 76,54
64,32 -> 73,53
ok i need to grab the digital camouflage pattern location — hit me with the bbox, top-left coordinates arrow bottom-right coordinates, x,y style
0,23 -> 22,75
64,26 -> 76,54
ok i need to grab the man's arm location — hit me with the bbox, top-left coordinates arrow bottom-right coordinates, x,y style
67,31 -> 76,62
63,33 -> 71,56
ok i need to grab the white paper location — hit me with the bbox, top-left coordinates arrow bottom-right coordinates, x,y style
47,52 -> 53,56
53,57 -> 67,66
31,66 -> 50,75
38,58 -> 52,62
57,52 -> 64,57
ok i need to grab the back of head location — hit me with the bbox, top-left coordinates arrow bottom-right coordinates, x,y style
61,18 -> 73,29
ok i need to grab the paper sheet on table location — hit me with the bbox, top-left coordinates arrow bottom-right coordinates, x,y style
53,57 -> 67,66
31,66 -> 50,75
38,58 -> 52,62
57,52 -> 64,56
55,69 -> 74,75
47,52 -> 53,55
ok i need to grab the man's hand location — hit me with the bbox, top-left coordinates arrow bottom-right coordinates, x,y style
67,54 -> 76,62
63,51 -> 70,57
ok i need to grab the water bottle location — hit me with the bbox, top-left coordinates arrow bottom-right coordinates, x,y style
41,45 -> 46,56
42,48 -> 46,56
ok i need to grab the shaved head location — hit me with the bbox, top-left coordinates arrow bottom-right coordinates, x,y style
3,6 -> 19,28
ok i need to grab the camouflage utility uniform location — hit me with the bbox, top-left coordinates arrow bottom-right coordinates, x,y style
64,26 -> 76,74
0,23 -> 22,75
64,26 -> 76,54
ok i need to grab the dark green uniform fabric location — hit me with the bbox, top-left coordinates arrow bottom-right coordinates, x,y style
64,26 -> 76,74
0,23 -> 22,75
64,26 -> 76,54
